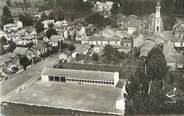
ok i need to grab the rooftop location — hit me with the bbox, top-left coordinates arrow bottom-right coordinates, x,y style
0,52 -> 15,65
41,67 -> 117,81
6,33 -> 20,38
31,42 -> 47,50
88,35 -> 121,41
21,35 -> 37,40
50,35 -> 63,42
14,47 -> 29,55
6,81 -> 124,115
4,23 -> 17,28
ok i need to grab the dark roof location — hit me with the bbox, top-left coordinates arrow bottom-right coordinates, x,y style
41,67 -> 117,81
31,42 -> 47,50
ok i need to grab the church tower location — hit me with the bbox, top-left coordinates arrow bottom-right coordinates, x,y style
155,1 -> 161,33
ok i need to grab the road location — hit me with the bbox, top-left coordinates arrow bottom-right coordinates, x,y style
0,54 -> 59,101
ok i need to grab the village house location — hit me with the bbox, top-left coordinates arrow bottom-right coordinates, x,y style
173,18 -> 184,39
42,20 -> 55,28
82,35 -> 121,46
82,27 -> 125,47
170,37 -> 184,51
127,18 -> 142,35
6,33 -> 20,42
3,23 -> 19,33
117,15 -> 142,35
3,21 -> 23,33
16,29 -> 28,36
49,35 -> 64,47
29,42 -> 48,58
173,23 -> 184,39
175,54 -> 184,69
21,35 -> 37,45
59,50 -> 72,63
0,53 -> 19,72
122,39 -> 132,48
72,44 -> 90,58
54,20 -> 68,27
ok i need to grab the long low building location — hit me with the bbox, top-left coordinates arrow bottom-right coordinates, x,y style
41,67 -> 119,87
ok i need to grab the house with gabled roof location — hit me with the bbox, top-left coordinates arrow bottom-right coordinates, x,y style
29,41 -> 48,58
0,52 -> 19,72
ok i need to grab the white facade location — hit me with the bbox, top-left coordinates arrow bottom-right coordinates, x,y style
3,23 -> 18,33
82,40 -> 121,46
16,21 -> 23,29
41,68 -> 119,87
154,1 -> 161,33
54,20 -> 68,27
42,20 -> 55,28
133,34 -> 144,48
127,27 -> 137,35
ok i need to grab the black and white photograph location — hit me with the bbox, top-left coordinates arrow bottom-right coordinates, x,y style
0,0 -> 184,115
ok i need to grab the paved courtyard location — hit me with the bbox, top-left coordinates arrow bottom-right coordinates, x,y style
5,81 -> 124,115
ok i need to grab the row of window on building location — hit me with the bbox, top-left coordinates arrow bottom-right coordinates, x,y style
48,76 -> 114,85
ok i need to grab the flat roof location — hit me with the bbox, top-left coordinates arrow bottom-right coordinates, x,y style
87,35 -> 121,41
41,67 -> 117,81
6,81 -> 124,115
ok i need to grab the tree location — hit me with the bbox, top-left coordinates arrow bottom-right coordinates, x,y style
35,21 -> 44,33
45,24 -> 57,38
0,36 -> 8,45
2,5 -> 13,26
54,9 -> 65,21
19,55 -> 31,70
85,13 -> 111,27
125,60 -> 169,115
163,16 -> 176,30
7,41 -> 16,52
67,44 -> 76,52
3,5 -> 11,18
103,45 -> 114,62
0,44 -> 6,55
6,0 -> 11,7
146,47 -> 167,94
41,12 -> 48,21
18,13 -> 34,26
92,53 -> 99,61
111,1 -> 120,15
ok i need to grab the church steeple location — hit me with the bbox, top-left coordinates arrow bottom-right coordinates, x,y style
155,1 -> 161,18
155,0 -> 161,33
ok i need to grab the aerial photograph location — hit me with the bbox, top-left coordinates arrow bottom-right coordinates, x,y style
0,0 -> 184,115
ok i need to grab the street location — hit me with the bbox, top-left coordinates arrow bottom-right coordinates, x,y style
0,54 -> 59,101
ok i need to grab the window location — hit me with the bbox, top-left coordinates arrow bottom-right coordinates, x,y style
55,76 -> 59,82
60,76 -> 66,82
157,27 -> 159,32
49,76 -> 54,81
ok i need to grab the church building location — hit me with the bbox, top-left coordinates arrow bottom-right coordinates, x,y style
148,1 -> 164,33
